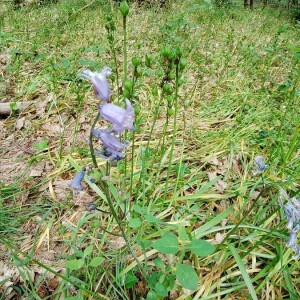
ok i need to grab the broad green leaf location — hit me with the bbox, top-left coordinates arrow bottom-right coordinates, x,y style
146,290 -> 157,300
187,239 -> 215,256
125,271 -> 139,288
83,245 -> 93,257
89,256 -> 105,267
153,233 -> 179,254
176,264 -> 198,290
65,259 -> 84,271
155,282 -> 168,297
129,217 -> 142,229
148,271 -> 161,288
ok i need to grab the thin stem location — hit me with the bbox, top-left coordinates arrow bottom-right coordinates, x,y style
112,46 -> 120,99
89,111 -> 100,169
129,131 -> 135,195
135,95 -> 164,199
164,62 -> 180,198
98,178 -> 147,279
123,16 -> 127,82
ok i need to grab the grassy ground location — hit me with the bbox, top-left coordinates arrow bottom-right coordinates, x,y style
0,0 -> 299,299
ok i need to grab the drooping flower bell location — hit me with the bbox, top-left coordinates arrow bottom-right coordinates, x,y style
99,98 -> 135,133
78,67 -> 112,102
69,170 -> 85,193
253,155 -> 269,175
92,129 -> 129,161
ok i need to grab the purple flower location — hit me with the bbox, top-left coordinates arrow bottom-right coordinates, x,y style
69,170 -> 85,192
99,98 -> 135,133
283,198 -> 300,231
78,67 -> 112,102
96,147 -> 125,161
92,129 -> 129,150
287,231 -> 298,248
253,155 -> 269,175
92,129 -> 129,161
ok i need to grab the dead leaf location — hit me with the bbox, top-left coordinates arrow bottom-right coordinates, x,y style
208,156 -> 219,166
15,117 -> 25,130
109,237 -> 126,249
41,123 -> 62,133
29,162 -> 45,177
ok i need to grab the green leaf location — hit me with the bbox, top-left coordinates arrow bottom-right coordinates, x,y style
176,264 -> 198,290
228,244 -> 258,300
9,102 -> 18,111
153,232 -> 179,254
153,257 -> 164,270
187,239 -> 215,256
145,213 -> 161,224
125,271 -> 138,288
65,259 -> 84,271
83,245 -> 93,257
146,290 -> 157,300
89,257 -> 104,267
34,139 -> 48,151
178,224 -> 189,241
155,282 -> 168,297
128,217 -> 142,229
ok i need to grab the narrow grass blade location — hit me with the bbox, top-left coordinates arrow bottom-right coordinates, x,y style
228,244 -> 258,300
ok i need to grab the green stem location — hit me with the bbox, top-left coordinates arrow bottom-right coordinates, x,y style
123,16 -> 127,82
130,131 -> 135,196
89,111 -> 100,169
135,95 -> 164,200
164,62 -> 180,198
98,178 -> 147,279
112,45 -> 120,99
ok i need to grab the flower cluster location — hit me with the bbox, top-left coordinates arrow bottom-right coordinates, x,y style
280,190 -> 300,258
69,67 -> 135,192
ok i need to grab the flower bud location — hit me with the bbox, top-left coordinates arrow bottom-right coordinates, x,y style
132,56 -> 141,67
163,83 -> 171,94
135,66 -> 142,77
180,58 -> 187,70
156,70 -> 164,77
168,72 -> 175,80
145,54 -> 152,68
123,89 -> 131,98
168,50 -> 176,61
119,1 -> 129,17
152,86 -> 158,96
167,95 -> 173,105
177,78 -> 184,86
168,109 -> 174,116
161,46 -> 171,58
106,15 -> 113,22
176,47 -> 183,58
124,80 -> 132,91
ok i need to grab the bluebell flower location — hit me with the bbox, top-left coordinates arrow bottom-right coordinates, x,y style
283,198 -> 300,231
253,155 -> 269,175
92,129 -> 129,150
92,129 -> 128,161
69,170 -> 85,192
287,231 -> 298,248
99,98 -> 135,133
96,147 -> 125,161
78,67 -> 112,102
